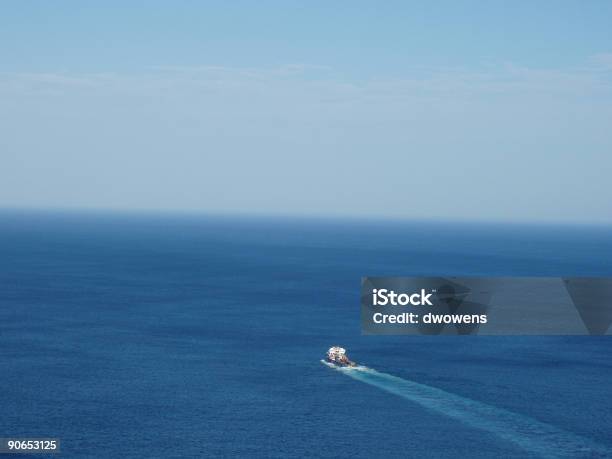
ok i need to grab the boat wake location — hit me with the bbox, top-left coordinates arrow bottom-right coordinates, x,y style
320,359 -> 369,371
322,361 -> 611,458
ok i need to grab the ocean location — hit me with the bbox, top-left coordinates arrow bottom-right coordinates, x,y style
1,210 -> 612,458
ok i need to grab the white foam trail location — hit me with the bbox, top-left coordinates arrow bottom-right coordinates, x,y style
322,361 -> 611,458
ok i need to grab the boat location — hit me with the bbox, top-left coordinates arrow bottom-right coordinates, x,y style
325,346 -> 356,367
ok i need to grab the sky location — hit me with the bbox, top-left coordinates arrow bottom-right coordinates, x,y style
1,1 -> 612,223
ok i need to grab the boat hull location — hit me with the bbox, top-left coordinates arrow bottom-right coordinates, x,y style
325,357 -> 356,368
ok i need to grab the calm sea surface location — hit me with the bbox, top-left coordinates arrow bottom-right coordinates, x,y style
1,211 -> 612,458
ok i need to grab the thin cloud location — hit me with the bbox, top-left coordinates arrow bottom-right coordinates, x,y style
2,58 -> 610,99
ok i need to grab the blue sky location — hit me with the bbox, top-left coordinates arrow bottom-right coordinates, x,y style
1,2 -> 611,222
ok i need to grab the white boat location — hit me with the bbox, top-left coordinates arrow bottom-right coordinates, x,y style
325,346 -> 356,367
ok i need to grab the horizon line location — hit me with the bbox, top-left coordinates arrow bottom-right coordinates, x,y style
1,205 -> 611,228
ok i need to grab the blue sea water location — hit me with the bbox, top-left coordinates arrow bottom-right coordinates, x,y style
1,210 -> 612,458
